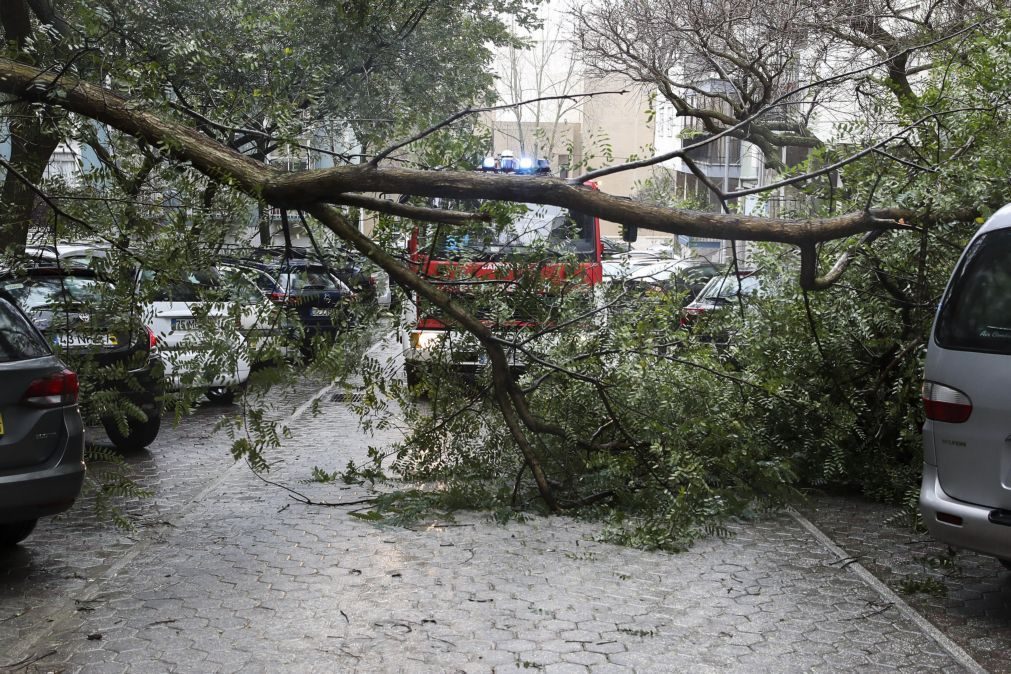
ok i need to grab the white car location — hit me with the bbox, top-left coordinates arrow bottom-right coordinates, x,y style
24,242 -> 111,268
601,251 -> 663,282
140,269 -> 252,403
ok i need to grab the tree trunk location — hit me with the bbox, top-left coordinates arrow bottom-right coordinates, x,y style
0,102 -> 60,252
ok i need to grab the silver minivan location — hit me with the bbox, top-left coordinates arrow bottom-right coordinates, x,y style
920,204 -> 1011,566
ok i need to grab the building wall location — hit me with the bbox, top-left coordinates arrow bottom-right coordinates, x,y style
581,75 -> 654,239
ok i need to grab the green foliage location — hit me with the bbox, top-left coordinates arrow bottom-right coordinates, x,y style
82,444 -> 153,530
898,575 -> 947,597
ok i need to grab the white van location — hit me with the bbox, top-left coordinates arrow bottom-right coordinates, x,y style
920,204 -> 1011,567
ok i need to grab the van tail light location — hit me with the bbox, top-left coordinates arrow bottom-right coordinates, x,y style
22,369 -> 80,407
922,381 -> 972,423
146,326 -> 157,350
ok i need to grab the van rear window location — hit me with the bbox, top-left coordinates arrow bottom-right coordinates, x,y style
936,229 -> 1011,354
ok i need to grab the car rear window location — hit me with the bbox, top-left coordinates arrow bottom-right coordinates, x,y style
280,269 -> 340,292
0,297 -> 50,362
143,270 -> 222,302
936,229 -> 1011,354
4,276 -> 106,310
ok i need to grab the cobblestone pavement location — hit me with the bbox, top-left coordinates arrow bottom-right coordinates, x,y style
0,337 -> 993,672
802,494 -> 1011,674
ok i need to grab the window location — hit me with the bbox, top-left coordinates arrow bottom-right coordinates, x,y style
0,298 -> 49,362
936,229 -> 1011,354
143,270 -> 223,302
683,134 -> 741,165
280,268 -> 341,293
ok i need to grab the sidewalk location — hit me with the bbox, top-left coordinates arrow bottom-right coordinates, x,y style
4,368 -> 983,673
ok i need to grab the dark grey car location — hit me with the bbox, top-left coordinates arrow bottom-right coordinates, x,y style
0,292 -> 86,546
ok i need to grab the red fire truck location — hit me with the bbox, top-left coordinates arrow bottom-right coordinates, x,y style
402,153 -> 605,387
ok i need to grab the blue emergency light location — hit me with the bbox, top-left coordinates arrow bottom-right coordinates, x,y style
477,152 -> 552,175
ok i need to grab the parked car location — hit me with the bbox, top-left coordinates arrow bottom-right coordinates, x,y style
600,236 -> 631,259
2,267 -> 165,450
682,272 -> 761,320
139,268 -> 252,403
216,263 -> 298,361
0,290 -> 85,546
624,258 -> 722,303
242,246 -> 390,308
601,250 -> 664,282
24,241 -> 112,269
229,259 -> 357,355
919,205 -> 1011,567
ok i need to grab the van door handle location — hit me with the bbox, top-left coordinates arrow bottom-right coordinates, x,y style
989,509 -> 1011,527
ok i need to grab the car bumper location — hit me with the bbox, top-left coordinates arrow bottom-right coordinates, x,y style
0,408 -> 85,524
403,329 -> 526,371
161,350 -> 251,390
919,462 -> 1011,560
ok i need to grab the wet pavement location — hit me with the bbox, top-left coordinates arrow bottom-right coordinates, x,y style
802,494 -> 1011,674
0,337 -> 1006,672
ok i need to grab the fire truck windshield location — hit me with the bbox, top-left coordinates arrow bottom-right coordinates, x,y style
423,203 -> 596,261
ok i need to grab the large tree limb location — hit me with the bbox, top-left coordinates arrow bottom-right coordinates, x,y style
0,56 -> 914,247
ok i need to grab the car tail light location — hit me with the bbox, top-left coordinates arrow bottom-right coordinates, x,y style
922,381 -> 972,423
269,291 -> 297,305
22,369 -> 79,407
146,326 -> 157,350
680,306 -> 705,328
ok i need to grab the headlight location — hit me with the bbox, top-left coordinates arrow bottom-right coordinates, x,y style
409,330 -> 445,350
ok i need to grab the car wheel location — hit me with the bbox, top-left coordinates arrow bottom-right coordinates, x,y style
405,362 -> 422,389
204,387 -> 237,404
103,413 -> 162,451
0,519 -> 38,547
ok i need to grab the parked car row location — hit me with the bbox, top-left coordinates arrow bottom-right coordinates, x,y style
0,241 -> 386,547
1,243 -> 373,450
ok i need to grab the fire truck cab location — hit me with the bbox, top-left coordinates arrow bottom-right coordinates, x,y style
402,153 -> 603,388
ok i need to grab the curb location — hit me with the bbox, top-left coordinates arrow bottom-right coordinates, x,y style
789,507 -> 987,674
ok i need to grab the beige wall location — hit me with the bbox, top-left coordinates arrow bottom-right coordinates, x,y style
581,77 -> 654,238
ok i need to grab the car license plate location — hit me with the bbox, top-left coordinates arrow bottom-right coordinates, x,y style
171,318 -> 197,331
310,307 -> 334,318
55,333 -> 119,348
0,412 -> 4,436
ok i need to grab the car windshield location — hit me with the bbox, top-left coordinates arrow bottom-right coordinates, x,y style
3,276 -> 107,310
422,202 -> 596,260
699,274 -> 760,301
936,228 -> 1011,354
0,298 -> 49,362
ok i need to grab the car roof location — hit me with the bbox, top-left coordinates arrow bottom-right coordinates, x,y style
4,265 -> 102,280
977,202 -> 1011,236
626,258 -> 719,279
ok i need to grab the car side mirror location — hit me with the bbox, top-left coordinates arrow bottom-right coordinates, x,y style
621,224 -> 638,243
